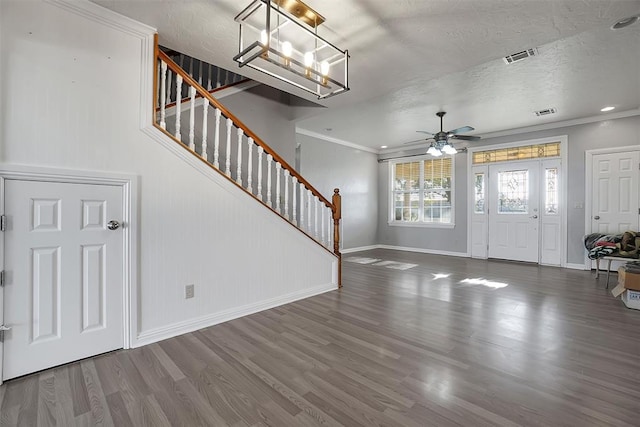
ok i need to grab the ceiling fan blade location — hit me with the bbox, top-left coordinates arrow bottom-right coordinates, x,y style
403,137 -> 432,145
451,134 -> 481,141
447,126 -> 475,135
416,130 -> 435,136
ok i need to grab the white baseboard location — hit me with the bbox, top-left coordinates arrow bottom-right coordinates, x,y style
565,262 -> 588,270
341,245 -> 381,254
133,283 -> 336,348
377,244 -> 469,258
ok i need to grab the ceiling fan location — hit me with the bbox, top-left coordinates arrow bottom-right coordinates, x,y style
412,111 -> 481,156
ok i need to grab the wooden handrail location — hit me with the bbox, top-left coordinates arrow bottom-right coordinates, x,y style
157,49 -> 333,210
156,78 -> 252,112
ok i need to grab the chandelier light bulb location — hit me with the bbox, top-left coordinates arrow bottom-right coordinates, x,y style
304,51 -> 314,67
260,30 -> 268,45
320,60 -> 330,76
282,41 -> 293,57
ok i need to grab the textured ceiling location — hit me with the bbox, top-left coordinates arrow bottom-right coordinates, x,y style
93,0 -> 640,150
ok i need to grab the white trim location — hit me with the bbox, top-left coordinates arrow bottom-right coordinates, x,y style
377,244 -> 469,258
134,282 -> 336,347
44,0 -> 156,37
341,245 -> 380,254
296,128 -> 379,154
0,164 -> 139,356
565,263 -> 588,270
584,144 -> 640,270
467,135 -> 568,267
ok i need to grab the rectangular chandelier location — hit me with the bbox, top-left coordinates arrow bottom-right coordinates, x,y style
233,0 -> 349,99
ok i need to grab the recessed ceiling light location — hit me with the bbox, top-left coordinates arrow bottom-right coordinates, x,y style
600,106 -> 615,112
612,16 -> 639,30
380,145 -> 388,149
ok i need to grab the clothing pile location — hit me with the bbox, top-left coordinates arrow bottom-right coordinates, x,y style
583,231 -> 640,260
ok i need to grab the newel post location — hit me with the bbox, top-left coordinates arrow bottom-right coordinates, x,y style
332,188 -> 342,288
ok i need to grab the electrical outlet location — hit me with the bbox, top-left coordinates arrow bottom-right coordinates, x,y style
185,284 -> 195,299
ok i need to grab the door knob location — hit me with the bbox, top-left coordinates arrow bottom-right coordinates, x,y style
107,220 -> 121,230
530,215 -> 538,219
594,215 -> 600,220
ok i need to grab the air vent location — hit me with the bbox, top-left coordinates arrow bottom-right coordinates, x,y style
534,108 -> 557,117
503,48 -> 538,64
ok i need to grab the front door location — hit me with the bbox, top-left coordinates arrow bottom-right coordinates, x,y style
488,161 -> 540,262
2,180 -> 124,380
591,151 -> 640,234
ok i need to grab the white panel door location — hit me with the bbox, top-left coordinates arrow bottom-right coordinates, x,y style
488,161 -> 540,262
3,180 -> 123,380
591,151 -> 640,234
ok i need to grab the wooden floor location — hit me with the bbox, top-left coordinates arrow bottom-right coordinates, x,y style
2,249 -> 640,426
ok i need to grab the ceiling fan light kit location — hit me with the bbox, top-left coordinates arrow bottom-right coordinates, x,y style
418,111 -> 480,156
233,0 -> 349,99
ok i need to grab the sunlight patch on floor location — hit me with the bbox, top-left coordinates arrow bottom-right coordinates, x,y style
433,273 -> 450,279
345,257 -> 418,270
459,278 -> 509,289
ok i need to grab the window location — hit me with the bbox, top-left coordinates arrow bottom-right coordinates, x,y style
472,142 -> 560,164
391,157 -> 454,226
474,172 -> 485,213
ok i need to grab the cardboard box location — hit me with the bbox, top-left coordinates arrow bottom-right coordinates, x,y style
621,289 -> 640,310
611,267 -> 640,309
618,267 -> 640,291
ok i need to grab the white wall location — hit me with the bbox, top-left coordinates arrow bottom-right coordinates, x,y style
0,0 -> 337,345
298,133 -> 379,250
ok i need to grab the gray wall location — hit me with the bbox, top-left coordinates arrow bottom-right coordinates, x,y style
298,134 -> 378,250
375,114 -> 640,263
222,85 -> 297,166
377,151 -> 469,254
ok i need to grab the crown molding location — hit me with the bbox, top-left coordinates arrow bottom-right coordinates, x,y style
295,128 -> 379,154
479,108 -> 640,140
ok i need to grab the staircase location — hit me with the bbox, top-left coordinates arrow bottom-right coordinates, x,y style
153,38 -> 342,286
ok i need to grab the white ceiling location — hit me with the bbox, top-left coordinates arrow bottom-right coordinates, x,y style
94,0 -> 640,151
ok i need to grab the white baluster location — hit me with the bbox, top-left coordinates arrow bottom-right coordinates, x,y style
257,147 -> 264,200
327,206 -> 332,249
159,61 -> 167,129
299,183 -> 305,230
175,74 -> 182,141
201,99 -> 209,161
284,170 -> 290,219
246,138 -> 254,193
216,67 -> 221,87
321,204 -> 325,245
314,196 -> 319,239
307,191 -> 312,232
166,71 -> 173,104
225,118 -> 232,177
207,64 -> 212,90
188,86 -> 196,151
275,163 -> 282,214
236,128 -> 243,186
213,108 -> 221,168
266,155 -> 273,208
292,177 -> 297,226
198,60 -> 203,86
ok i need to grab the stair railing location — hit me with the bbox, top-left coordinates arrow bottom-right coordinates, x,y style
152,36 -> 342,286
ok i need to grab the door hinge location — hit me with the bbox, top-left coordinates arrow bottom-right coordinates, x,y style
0,215 -> 5,231
0,325 -> 10,343
0,270 -> 4,287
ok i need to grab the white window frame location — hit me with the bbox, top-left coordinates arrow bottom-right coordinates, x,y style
388,155 -> 455,228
